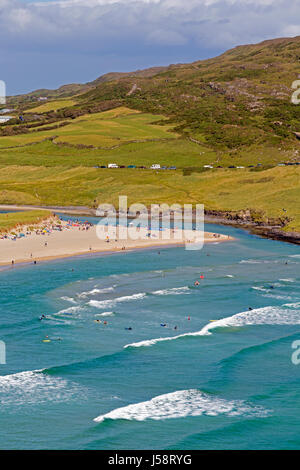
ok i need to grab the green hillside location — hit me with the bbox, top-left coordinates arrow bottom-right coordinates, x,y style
1,36 -> 300,235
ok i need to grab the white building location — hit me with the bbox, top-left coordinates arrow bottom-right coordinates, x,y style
0,108 -> 14,114
0,116 -> 13,123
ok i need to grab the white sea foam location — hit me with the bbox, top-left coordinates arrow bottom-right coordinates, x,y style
124,305 -> 300,349
279,279 -> 295,283
240,259 -> 279,265
56,306 -> 82,316
0,370 -> 84,406
93,389 -> 270,423
252,286 -> 268,292
95,311 -> 115,317
152,287 -> 190,296
240,260 -> 261,264
77,287 -> 115,298
89,293 -> 146,309
289,255 -> 300,258
262,294 -> 295,301
284,302 -> 300,308
60,296 -> 77,304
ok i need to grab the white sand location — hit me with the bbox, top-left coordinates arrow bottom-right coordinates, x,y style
0,219 -> 233,266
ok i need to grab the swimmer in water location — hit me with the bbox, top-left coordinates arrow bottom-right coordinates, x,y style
194,281 -> 200,286
39,315 -> 46,321
248,307 -> 253,311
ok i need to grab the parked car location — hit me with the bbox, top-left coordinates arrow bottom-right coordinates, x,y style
203,165 -> 213,169
168,166 -> 177,170
119,165 -> 126,168
128,165 -> 136,168
161,166 -> 167,170
100,165 -> 106,168
108,163 -> 119,168
150,164 -> 161,169
228,165 -> 236,168
138,166 -> 146,169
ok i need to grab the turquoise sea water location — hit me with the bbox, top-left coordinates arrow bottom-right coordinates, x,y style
0,220 -> 299,450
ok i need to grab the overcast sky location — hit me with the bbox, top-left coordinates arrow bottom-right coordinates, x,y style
0,0 -> 299,95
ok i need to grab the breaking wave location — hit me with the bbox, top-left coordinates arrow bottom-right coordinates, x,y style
77,287 -> 115,298
94,389 -> 270,423
124,305 -> 300,349
55,306 -> 82,316
0,370 -> 85,406
89,293 -> 146,309
152,287 -> 190,296
95,311 -> 115,317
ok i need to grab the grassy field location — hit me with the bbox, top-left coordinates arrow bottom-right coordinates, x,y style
24,99 -> 77,113
0,138 -> 215,168
0,166 -> 298,231
0,107 -> 178,149
0,210 -> 52,233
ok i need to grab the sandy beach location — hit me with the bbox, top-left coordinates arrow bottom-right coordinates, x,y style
0,217 -> 233,266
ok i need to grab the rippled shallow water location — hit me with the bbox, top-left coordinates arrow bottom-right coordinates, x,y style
0,221 -> 299,449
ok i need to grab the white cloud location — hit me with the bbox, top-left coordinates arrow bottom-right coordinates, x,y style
1,0 -> 299,93
0,0 -> 299,48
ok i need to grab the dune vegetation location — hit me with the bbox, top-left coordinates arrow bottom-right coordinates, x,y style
0,210 -> 52,233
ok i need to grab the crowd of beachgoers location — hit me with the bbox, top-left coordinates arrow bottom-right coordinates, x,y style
0,217 -> 94,241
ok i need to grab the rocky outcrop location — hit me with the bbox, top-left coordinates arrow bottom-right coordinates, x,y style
204,209 -> 300,245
